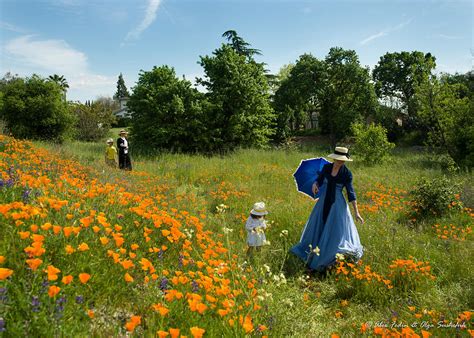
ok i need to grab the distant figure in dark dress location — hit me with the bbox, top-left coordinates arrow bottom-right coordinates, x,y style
117,129 -> 132,171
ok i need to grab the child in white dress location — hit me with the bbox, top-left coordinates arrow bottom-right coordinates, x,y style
246,202 -> 268,254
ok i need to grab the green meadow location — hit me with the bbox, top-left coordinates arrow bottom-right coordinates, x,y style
32,135 -> 473,337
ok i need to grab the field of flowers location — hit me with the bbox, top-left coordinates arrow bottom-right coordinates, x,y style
0,134 -> 473,337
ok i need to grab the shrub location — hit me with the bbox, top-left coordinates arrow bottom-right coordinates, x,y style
351,122 -> 395,164
71,99 -> 116,142
0,74 -> 75,142
409,176 -> 462,219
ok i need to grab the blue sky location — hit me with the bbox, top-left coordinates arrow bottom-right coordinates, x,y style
1,0 -> 472,102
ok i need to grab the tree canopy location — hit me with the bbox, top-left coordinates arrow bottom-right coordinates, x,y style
198,44 -> 275,151
114,73 -> 130,99
0,74 -> 75,142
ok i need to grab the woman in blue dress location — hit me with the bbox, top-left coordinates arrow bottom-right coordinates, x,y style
291,147 -> 364,272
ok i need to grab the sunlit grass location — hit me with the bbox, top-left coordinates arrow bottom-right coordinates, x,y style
1,135 -> 472,336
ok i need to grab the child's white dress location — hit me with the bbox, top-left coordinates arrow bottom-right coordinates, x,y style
246,216 -> 267,247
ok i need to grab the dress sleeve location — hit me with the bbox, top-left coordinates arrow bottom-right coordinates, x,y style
245,218 -> 255,231
344,169 -> 356,202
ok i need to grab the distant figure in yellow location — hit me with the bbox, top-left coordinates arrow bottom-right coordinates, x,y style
105,138 -> 118,168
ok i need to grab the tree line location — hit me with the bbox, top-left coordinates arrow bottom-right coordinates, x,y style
0,30 -> 472,167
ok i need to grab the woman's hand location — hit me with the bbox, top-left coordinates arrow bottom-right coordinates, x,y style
355,213 -> 364,224
312,182 -> 319,196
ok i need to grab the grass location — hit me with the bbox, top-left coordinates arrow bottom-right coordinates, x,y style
1,135 -> 473,337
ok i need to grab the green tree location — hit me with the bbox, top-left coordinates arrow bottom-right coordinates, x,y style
319,47 -> 377,146
373,51 -> 436,131
114,73 -> 130,99
128,66 -> 210,152
72,97 -> 117,142
273,54 -> 325,141
48,74 -> 69,100
415,75 -> 473,168
0,74 -> 75,142
198,44 -> 275,150
222,30 -> 261,58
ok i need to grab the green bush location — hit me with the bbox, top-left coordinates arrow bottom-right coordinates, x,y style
351,122 -> 395,164
0,74 -> 75,142
409,176 -> 462,219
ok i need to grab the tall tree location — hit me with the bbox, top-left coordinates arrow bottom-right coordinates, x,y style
222,30 -> 261,58
114,73 -> 130,99
273,49 -> 376,145
415,75 -> 472,168
273,54 -> 325,140
198,44 -> 275,150
372,51 -> 436,130
319,47 -> 377,146
48,74 -> 69,100
127,66 -> 209,152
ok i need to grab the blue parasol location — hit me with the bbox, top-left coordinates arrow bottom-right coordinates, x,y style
293,157 -> 330,199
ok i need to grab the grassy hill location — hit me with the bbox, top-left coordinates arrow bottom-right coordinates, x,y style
0,135 -> 472,337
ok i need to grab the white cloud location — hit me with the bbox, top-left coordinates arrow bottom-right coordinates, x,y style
435,34 -> 463,40
5,35 -> 88,74
360,19 -> 413,46
124,0 -> 161,43
1,35 -> 115,102
0,21 -> 28,33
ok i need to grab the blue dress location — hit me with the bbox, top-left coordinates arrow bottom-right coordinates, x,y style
290,163 -> 363,271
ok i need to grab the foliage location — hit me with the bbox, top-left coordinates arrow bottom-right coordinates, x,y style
319,48 -> 378,147
267,63 -> 294,96
221,30 -> 261,58
273,48 -> 377,145
0,74 -> 75,142
415,74 -> 473,168
273,54 -> 325,141
113,73 -> 130,99
71,97 -> 117,142
373,51 -> 436,132
198,44 -> 275,151
409,176 -> 462,219
48,74 -> 69,100
128,66 -> 210,152
5,136 -> 473,337
351,122 -> 395,165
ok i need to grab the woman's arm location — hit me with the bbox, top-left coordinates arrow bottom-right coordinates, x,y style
345,170 -> 364,223
350,200 -> 364,224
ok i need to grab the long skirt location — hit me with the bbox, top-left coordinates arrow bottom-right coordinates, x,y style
290,182 -> 363,271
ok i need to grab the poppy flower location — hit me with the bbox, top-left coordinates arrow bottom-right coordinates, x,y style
79,273 -> 91,284
0,268 -> 13,280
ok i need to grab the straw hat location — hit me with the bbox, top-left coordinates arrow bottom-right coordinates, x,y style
328,146 -> 353,162
250,202 -> 268,216
106,138 -> 114,144
119,129 -> 129,135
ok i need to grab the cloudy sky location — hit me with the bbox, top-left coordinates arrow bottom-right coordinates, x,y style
0,0 -> 472,102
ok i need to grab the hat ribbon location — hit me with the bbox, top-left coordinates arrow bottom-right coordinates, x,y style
334,150 -> 350,158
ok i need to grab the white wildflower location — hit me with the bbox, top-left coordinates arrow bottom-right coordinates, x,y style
222,227 -> 233,234
279,229 -> 289,237
312,246 -> 320,256
335,253 -> 345,261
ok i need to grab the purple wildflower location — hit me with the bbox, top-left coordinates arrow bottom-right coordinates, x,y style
192,280 -> 199,292
0,318 -> 5,332
0,288 -> 7,302
75,295 -> 84,304
159,277 -> 168,291
22,188 -> 32,202
31,296 -> 40,312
